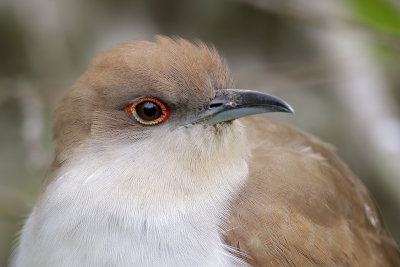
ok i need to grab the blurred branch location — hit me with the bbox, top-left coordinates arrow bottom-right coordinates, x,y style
0,79 -> 48,170
233,0 -> 347,24
234,0 -> 400,52
16,79 -> 48,170
8,0 -> 74,81
315,27 -> 400,199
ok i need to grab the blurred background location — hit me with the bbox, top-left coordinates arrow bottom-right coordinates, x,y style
1,0 -> 400,265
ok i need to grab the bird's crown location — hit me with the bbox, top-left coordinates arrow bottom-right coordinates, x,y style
53,36 -> 233,154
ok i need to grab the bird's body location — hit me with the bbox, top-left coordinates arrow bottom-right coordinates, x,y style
12,37 -> 399,266
225,118 -> 400,266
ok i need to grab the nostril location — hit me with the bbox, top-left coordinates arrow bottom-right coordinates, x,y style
209,102 -> 224,109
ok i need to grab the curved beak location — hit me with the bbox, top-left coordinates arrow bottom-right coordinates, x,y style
183,89 -> 294,126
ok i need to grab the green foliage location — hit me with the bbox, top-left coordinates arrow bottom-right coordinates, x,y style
347,0 -> 400,36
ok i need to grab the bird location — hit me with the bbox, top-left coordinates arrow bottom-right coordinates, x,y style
12,36 -> 400,267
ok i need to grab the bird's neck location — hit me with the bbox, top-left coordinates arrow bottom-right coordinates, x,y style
18,129 -> 250,266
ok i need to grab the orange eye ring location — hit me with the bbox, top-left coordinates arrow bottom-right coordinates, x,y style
125,97 -> 170,125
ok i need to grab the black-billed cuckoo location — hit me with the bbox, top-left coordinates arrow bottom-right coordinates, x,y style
12,36 -> 400,266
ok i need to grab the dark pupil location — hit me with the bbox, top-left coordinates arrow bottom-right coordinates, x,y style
136,101 -> 161,121
143,102 -> 157,117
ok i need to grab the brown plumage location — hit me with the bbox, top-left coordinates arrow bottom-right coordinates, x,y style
225,117 -> 400,266
14,36 -> 400,267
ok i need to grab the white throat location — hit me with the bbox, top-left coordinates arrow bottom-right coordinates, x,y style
13,122 -> 250,267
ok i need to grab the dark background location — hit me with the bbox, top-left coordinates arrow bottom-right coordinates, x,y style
1,0 -> 400,265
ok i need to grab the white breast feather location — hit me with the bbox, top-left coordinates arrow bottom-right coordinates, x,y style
12,121 -> 250,267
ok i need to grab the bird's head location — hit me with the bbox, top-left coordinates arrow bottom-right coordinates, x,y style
47,36 -> 292,209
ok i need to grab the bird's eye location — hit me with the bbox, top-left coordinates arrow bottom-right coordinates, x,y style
125,98 -> 170,125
